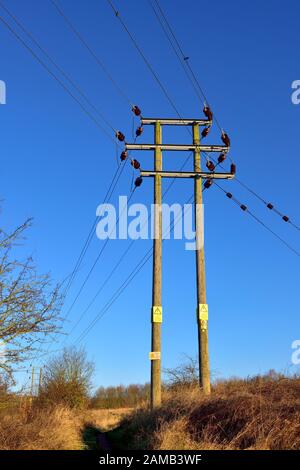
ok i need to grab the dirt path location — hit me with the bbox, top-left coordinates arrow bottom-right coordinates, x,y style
81,408 -> 132,450
96,432 -> 112,451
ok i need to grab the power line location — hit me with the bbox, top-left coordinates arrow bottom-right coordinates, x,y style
75,174 -> 300,345
63,151 -> 195,338
0,3 -> 152,366
50,0 -> 133,108
150,0 -> 223,130
0,13 -> 118,145
148,0 -> 205,108
0,10 -> 132,323
214,182 -> 300,258
0,1 -> 118,134
149,0 -> 300,234
105,0 -> 232,178
0,5 -> 141,306
76,194 -> 195,344
106,0 -> 184,120
64,184 -> 137,321
77,173 -> 300,346
233,176 -> 300,232
0,7 -> 140,352
62,159 -> 128,300
208,154 -> 300,234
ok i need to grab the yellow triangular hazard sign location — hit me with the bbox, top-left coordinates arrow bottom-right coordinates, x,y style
152,306 -> 162,323
199,304 -> 208,321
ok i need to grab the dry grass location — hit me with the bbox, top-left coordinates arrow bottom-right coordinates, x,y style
0,405 -> 82,450
0,404 -> 131,450
113,375 -> 300,450
2,375 -> 300,450
85,408 -> 132,432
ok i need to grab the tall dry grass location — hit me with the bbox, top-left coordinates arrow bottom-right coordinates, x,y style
0,404 -> 132,450
1,374 -> 300,450
0,405 -> 83,450
113,375 -> 300,450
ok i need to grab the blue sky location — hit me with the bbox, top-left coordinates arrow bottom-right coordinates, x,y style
1,0 -> 300,389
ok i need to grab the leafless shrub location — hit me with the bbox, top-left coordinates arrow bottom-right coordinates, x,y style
38,347 -> 94,409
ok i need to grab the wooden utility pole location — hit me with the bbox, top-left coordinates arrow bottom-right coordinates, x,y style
126,117 -> 234,403
193,123 -> 210,394
151,121 -> 162,408
30,366 -> 35,397
38,367 -> 43,395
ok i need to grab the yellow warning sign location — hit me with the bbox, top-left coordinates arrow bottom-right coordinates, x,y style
199,304 -> 208,321
152,306 -> 162,323
149,351 -> 161,360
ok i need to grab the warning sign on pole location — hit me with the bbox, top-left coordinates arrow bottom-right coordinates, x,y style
198,303 -> 208,321
152,306 -> 162,323
149,351 -> 161,360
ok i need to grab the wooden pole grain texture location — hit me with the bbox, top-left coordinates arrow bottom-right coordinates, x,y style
193,123 -> 211,395
151,121 -> 162,409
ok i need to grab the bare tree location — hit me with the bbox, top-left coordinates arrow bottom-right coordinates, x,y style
0,218 -> 62,377
163,356 -> 199,389
39,347 -> 94,409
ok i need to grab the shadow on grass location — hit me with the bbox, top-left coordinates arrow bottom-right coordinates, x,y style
106,422 -> 149,451
81,424 -> 112,451
81,425 -> 99,450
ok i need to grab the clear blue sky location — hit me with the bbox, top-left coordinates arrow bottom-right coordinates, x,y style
1,0 -> 300,389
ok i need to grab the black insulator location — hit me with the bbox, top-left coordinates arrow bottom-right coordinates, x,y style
267,203 -> 274,210
221,131 -> 231,147
201,126 -> 211,138
282,215 -> 289,222
132,105 -> 141,116
116,131 -> 125,142
218,152 -> 226,164
136,126 -> 143,137
204,179 -> 213,189
240,204 -> 247,211
120,150 -> 128,161
230,163 -> 236,175
203,105 -> 213,121
134,176 -> 143,187
226,192 -> 233,199
206,160 -> 215,172
131,159 -> 141,169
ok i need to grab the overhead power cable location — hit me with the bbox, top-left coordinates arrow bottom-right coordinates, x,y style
149,0 -> 300,233
64,184 -> 137,321
0,13 -> 119,145
76,194 -> 195,344
106,0 -> 184,120
62,159 -> 128,300
0,1 -> 118,133
149,0 -> 222,130
64,151 -> 195,338
148,0 -> 206,109
233,176 -> 300,232
214,182 -> 300,258
51,0 -> 133,108
0,6 -> 141,346
0,5 -> 137,303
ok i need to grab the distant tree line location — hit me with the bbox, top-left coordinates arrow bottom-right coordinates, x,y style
91,384 -> 150,409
